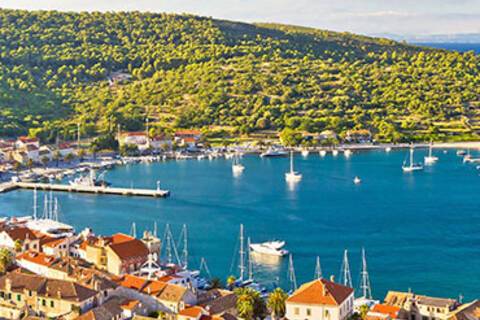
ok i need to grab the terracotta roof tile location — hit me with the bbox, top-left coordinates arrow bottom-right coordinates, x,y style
287,278 -> 353,306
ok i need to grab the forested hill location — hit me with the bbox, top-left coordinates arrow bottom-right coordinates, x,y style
0,9 -> 479,142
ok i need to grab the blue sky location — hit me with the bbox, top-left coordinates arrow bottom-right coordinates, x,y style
0,0 -> 479,36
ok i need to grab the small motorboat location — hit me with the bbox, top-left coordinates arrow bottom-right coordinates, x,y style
319,150 -> 327,157
353,176 -> 362,184
344,149 -> 352,158
301,149 -> 309,157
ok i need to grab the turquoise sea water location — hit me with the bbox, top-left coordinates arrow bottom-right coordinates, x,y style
1,149 -> 480,300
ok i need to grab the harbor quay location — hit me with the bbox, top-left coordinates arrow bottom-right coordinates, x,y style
0,214 -> 476,320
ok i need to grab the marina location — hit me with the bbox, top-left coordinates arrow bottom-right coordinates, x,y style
1,148 -> 480,300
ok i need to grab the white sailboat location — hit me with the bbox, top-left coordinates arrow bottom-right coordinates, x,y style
232,154 -> 245,175
285,151 -> 302,183
402,147 -> 424,172
424,142 -> 438,165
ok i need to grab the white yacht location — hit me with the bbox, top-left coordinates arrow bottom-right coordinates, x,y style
301,149 -> 309,157
260,148 -> 288,157
353,176 -> 362,184
285,151 -> 302,183
249,241 -> 289,257
319,150 -> 327,157
402,147 -> 424,172
332,149 -> 339,157
424,143 -> 438,165
344,149 -> 352,158
385,146 -> 392,153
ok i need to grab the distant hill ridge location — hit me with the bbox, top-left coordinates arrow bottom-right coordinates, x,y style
0,9 -> 479,142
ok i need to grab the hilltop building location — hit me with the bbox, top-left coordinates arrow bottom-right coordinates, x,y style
285,278 -> 354,320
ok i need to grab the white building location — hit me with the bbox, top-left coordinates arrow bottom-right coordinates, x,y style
120,132 -> 149,151
286,278 -> 355,320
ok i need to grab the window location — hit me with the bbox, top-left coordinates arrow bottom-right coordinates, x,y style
42,299 -> 46,306
306,308 -> 311,316
325,310 -> 330,318
16,294 -> 21,302
28,290 -> 32,297
50,300 -> 54,307
294,307 -> 299,315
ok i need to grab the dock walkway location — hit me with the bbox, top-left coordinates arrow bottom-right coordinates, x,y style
0,182 -> 170,198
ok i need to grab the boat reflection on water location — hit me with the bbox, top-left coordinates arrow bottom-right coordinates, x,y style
250,251 -> 283,269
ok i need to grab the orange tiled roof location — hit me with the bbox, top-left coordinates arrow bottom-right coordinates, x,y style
287,278 -> 353,306
4,227 -> 38,241
372,304 -> 401,318
42,237 -> 67,248
120,299 -> 140,311
175,129 -> 201,136
178,306 -> 205,317
117,274 -> 187,302
17,251 -> 57,267
108,238 -> 149,260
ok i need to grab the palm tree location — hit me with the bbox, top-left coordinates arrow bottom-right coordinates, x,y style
210,277 -> 223,289
236,292 -> 255,320
267,288 -> 288,319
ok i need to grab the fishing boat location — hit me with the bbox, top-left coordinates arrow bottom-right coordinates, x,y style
457,150 -> 467,156
402,147 -> 424,172
260,148 -> 288,157
301,149 -> 309,157
69,170 -> 110,188
319,150 -> 327,157
232,155 -> 245,175
285,151 -> 302,183
249,241 -> 289,257
424,142 -> 438,165
353,176 -> 362,184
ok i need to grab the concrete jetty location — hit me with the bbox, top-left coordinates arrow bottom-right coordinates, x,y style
0,182 -> 170,198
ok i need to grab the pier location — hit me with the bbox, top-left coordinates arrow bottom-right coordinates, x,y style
0,182 -> 170,198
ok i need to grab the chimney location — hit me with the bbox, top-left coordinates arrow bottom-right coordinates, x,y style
5,278 -> 12,292
330,275 -> 335,283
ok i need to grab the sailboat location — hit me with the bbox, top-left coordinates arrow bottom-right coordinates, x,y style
287,254 -> 297,294
285,151 -> 302,183
232,154 -> 245,175
402,147 -> 424,172
424,142 -> 438,165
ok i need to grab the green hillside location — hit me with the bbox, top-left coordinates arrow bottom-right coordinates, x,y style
0,9 -> 479,142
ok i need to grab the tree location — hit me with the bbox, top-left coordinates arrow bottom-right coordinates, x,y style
210,277 -> 223,289
64,153 -> 74,163
226,275 -> 236,289
77,148 -> 86,160
0,248 -> 13,274
267,288 -> 288,319
13,161 -> 21,176
52,151 -> 61,167
279,128 -> 302,147
359,304 -> 370,319
14,240 -> 22,253
26,158 -> 34,171
234,287 -> 267,320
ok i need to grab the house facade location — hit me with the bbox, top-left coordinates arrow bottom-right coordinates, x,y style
285,278 -> 354,320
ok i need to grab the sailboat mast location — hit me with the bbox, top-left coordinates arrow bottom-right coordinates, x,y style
410,148 -> 414,167
182,224 -> 188,269
43,195 -> 48,219
239,224 -> 245,281
290,151 -> 294,173
247,237 -> 253,281
314,256 -> 322,279
359,247 -> 372,299
340,249 -> 353,288
288,254 -> 297,291
131,222 -> 137,238
49,191 -> 53,219
33,188 -> 37,220
165,224 -> 172,264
